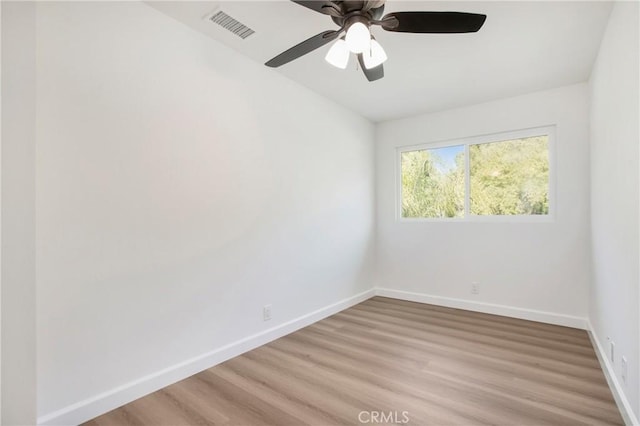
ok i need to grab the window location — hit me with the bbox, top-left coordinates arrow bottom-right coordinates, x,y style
398,126 -> 553,220
401,145 -> 465,218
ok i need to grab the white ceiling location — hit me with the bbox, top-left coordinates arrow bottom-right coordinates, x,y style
148,1 -> 612,122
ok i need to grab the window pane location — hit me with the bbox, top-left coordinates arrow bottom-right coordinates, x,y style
469,136 -> 549,216
401,145 -> 465,218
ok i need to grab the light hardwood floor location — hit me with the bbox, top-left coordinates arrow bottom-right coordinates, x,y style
85,297 -> 623,425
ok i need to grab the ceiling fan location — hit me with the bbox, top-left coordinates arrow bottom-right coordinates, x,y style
265,0 -> 487,82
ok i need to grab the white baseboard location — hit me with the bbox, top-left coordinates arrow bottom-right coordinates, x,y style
587,321 -> 639,426
375,288 -> 588,329
37,289 -> 375,426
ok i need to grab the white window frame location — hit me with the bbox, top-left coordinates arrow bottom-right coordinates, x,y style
396,125 -> 556,222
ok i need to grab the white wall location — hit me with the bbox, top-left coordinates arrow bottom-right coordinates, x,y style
35,1 -> 374,422
1,2 -> 37,424
375,84 -> 591,322
589,1 -> 639,420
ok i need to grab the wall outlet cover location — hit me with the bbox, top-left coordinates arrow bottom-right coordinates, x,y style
263,304 -> 272,321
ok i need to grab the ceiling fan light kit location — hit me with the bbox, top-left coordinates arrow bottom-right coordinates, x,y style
362,38 -> 387,69
325,38 -> 350,69
325,35 -> 387,70
265,1 -> 487,82
345,20 -> 371,53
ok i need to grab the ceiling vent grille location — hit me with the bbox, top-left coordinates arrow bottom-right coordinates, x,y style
209,11 -> 255,39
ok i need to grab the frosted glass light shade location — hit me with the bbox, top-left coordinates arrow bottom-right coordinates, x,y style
362,39 -> 387,69
325,39 -> 350,69
345,22 -> 370,53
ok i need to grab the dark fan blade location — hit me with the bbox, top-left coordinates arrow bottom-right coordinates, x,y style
291,0 -> 336,15
265,30 -> 341,68
380,11 -> 486,33
357,54 -> 384,82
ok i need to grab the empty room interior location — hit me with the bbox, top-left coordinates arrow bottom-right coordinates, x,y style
2,0 -> 639,425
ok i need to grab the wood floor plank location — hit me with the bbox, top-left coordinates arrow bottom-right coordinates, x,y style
84,297 -> 623,426
366,298 -> 590,341
282,326 -> 618,425
337,308 -> 600,369
304,320 -> 616,406
360,299 -> 594,350
332,309 -> 606,382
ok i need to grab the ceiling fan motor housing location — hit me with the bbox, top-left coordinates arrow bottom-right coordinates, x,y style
330,1 -> 386,28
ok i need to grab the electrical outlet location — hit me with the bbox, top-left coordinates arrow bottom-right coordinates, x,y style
263,304 -> 272,321
621,356 -> 627,385
610,341 -> 615,363
471,282 -> 480,295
